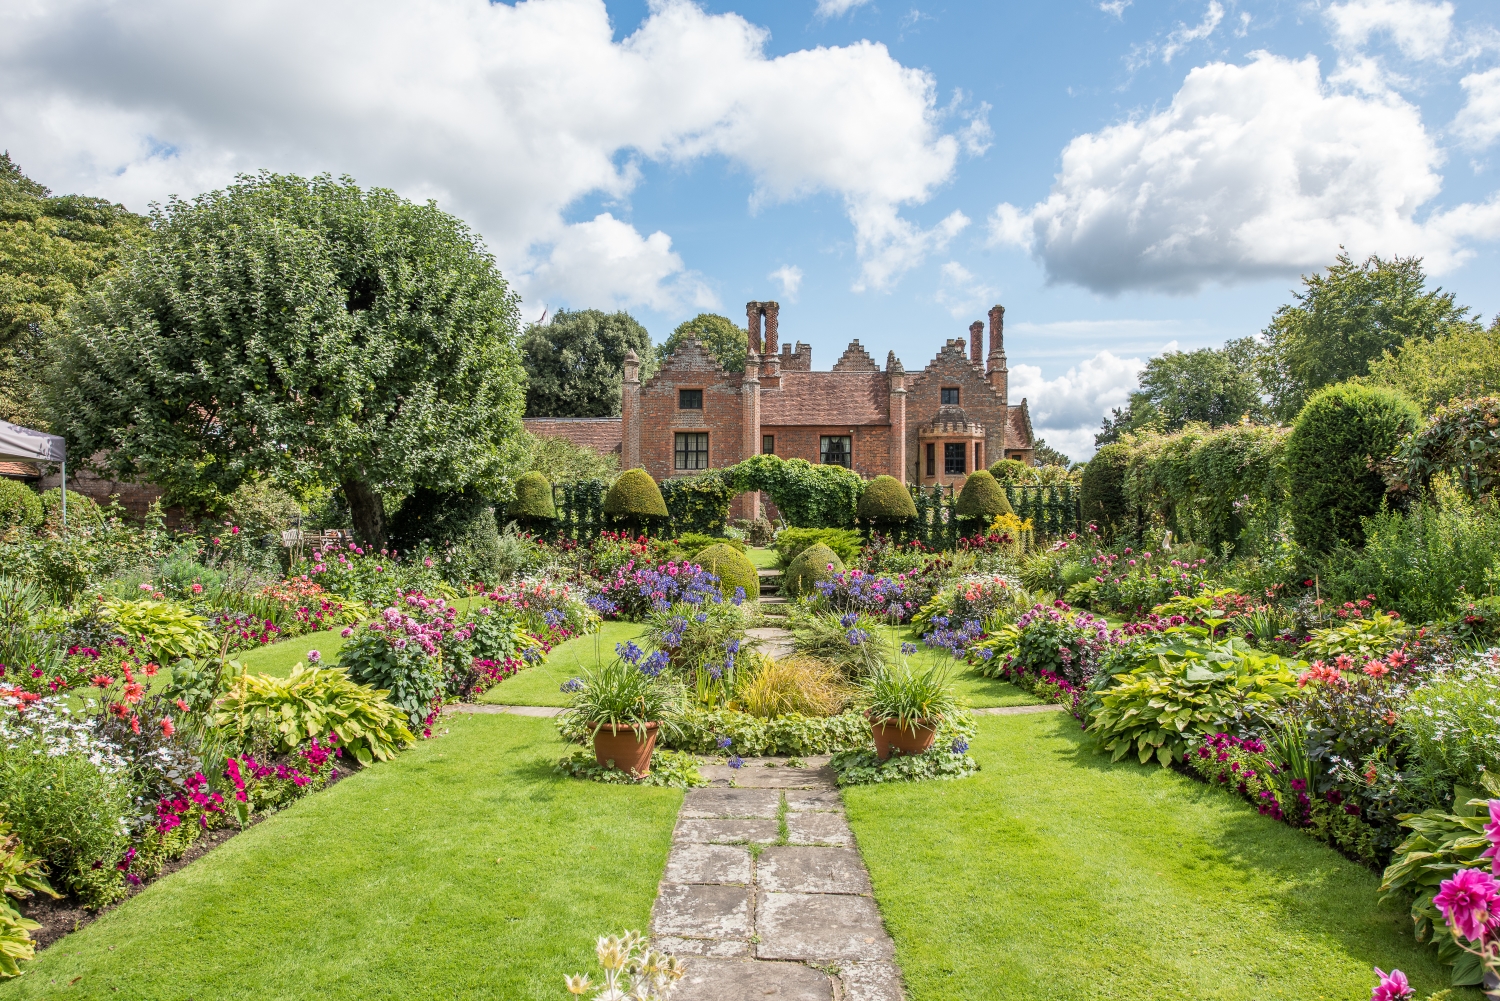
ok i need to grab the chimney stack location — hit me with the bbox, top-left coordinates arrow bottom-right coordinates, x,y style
987,305 -> 1005,363
968,321 -> 984,365
763,301 -> 780,356
746,302 -> 763,355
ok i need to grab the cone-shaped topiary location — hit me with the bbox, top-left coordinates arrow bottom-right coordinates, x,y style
955,470 -> 1013,521
508,471 -> 556,520
782,542 -> 844,599
603,468 -> 669,519
696,543 -> 759,602
856,474 -> 917,523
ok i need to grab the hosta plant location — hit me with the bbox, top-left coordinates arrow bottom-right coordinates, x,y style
1301,604 -> 1409,662
214,666 -> 415,765
0,817 -> 57,978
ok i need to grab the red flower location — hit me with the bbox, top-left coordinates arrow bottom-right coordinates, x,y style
122,682 -> 145,704
159,717 -> 175,737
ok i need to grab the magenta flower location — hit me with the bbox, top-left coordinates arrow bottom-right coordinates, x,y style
1369,967 -> 1412,1001
1484,800 -> 1500,873
1433,867 -> 1499,941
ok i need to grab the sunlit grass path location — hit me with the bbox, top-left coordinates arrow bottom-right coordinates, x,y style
7,715 -> 680,1001
844,712 -> 1474,1001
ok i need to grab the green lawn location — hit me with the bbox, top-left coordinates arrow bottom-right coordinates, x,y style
746,546 -> 777,569
10,714 -> 680,1000
480,621 -> 646,707
235,625 -> 351,678
844,712 -> 1474,1001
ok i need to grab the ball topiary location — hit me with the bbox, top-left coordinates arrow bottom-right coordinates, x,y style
781,542 -> 844,599
0,479 -> 43,529
603,468 -> 669,520
955,470 -> 1013,521
1287,383 -> 1419,555
856,474 -> 917,523
508,471 -> 556,520
695,543 -> 759,602
988,458 -> 1034,484
1080,443 -> 1131,538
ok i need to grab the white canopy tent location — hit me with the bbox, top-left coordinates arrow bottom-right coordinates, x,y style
0,422 -> 67,530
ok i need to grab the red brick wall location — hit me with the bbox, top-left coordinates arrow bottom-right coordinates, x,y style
522,418 -> 622,456
638,341 -> 747,482
904,340 -> 1011,481
39,468 -> 188,527
761,425 -> 891,480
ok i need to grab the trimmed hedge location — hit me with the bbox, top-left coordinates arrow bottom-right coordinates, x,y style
1080,443 -> 1131,538
988,458 -> 1034,484
773,527 -> 863,568
0,479 -> 43,529
40,487 -> 102,527
1286,384 -> 1418,554
856,474 -> 917,523
782,542 -> 844,599
603,468 -> 669,519
508,472 -> 556,520
954,470 -> 1013,521
695,543 -> 759,602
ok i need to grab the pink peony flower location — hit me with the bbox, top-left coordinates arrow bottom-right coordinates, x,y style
1369,967 -> 1412,1001
1433,867 -> 1499,941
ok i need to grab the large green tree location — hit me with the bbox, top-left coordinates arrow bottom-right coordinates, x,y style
48,172 -> 527,548
1260,252 -> 1477,420
0,153 -> 146,427
1362,316 -> 1500,414
520,308 -> 653,417
661,312 -> 747,372
1096,340 -> 1263,446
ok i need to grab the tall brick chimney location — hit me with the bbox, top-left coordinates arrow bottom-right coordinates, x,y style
740,350 -> 762,520
987,304 -> 1009,454
988,304 -> 1005,364
746,302 -> 763,355
763,302 -> 780,356
887,352 -> 907,484
622,348 -> 642,470
969,321 -> 984,365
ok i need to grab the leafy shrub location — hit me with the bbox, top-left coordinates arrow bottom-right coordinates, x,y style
603,469 -> 669,527
856,475 -> 917,525
594,560 -> 723,621
1087,549 -> 1214,616
508,471 -> 556,520
782,543 -> 844,599
789,610 -> 891,677
1390,395 -> 1500,503
1080,443 -> 1131,538
911,574 -> 1025,634
40,488 -> 102,529
831,743 -> 980,786
773,527 -> 862,568
988,458 -> 1034,483
735,656 -> 852,718
338,615 -> 448,729
861,662 -> 961,727
0,482 -> 40,531
660,470 -> 738,536
670,532 -> 742,558
1401,657 -> 1500,793
597,706 -> 870,756
214,665 -> 415,765
694,543 -> 757,602
1286,383 -> 1418,554
291,540 -> 450,603
954,470 -> 1012,525
1301,607 -> 1409,662
1001,601 -> 1114,688
731,454 -> 863,529
0,816 -> 58,977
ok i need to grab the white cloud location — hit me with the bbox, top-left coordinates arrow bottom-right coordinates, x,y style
1325,0 -> 1454,62
1162,2 -> 1224,64
1099,1 -> 1131,20
0,0 -> 970,308
988,52 -> 1500,293
816,0 -> 871,17
768,264 -> 804,300
933,261 -> 993,319
522,213 -> 715,313
1009,350 -> 1147,461
1454,67 -> 1500,148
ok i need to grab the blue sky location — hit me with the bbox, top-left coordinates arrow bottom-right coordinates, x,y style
3,0 -> 1498,457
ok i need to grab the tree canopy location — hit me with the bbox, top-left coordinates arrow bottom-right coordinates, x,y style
0,153 -> 146,427
520,308 -> 654,417
661,313 -> 747,372
1362,316 -> 1500,414
48,172 -> 528,548
1096,341 -> 1263,446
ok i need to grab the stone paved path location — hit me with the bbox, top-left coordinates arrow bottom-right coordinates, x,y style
651,756 -> 904,1001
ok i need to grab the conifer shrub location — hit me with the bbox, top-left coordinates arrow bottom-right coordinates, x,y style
603,468 -> 669,533
856,474 -> 917,526
508,471 -> 556,520
1080,443 -> 1131,538
1286,384 -> 1418,554
782,542 -> 844,599
695,543 -> 759,601
955,470 -> 1013,523
0,480 -> 41,530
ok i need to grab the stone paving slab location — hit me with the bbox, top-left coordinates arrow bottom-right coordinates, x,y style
652,936 -> 751,958
682,788 -> 780,818
971,703 -> 1064,715
785,811 -> 853,847
651,883 -> 752,939
675,817 -> 779,844
757,847 -> 871,895
841,961 -> 907,1001
664,843 -> 753,885
440,704 -> 565,717
699,765 -> 835,788
669,958 -> 833,1001
755,892 -> 896,962
784,789 -> 843,812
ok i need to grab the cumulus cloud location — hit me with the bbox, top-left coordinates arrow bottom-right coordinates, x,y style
768,264 -> 804,300
988,52 -> 1500,293
1325,0 -> 1454,62
816,0 -> 872,17
933,261 -> 994,319
1454,67 -> 1500,148
1099,1 -> 1131,20
523,213 -> 716,312
1009,350 -> 1147,461
0,0 -> 971,308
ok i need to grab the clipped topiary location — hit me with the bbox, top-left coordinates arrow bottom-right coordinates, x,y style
696,543 -> 759,602
508,471 -> 556,520
603,468 -> 669,519
856,474 -> 917,524
955,470 -> 1013,522
782,542 -> 844,599
988,458 -> 1035,484
1287,383 -> 1419,554
1080,443 -> 1131,538
0,479 -> 43,530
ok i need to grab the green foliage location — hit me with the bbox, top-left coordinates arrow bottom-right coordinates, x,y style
39,487 -> 101,528
781,543 -> 844,600
337,629 -> 445,729
856,475 -> 917,523
1080,444 -> 1130,536
660,470 -> 736,535
1365,317 -> 1500,414
1401,667 -> 1500,793
1098,341 -> 1265,444
554,748 -> 707,788
661,313 -> 747,373
0,481 -> 40,530
954,470 -> 1012,523
988,458 -> 1034,483
730,455 -> 863,528
49,171 -> 528,546
522,431 -> 618,483
0,817 -> 56,979
213,665 -> 416,765
1301,610 -> 1410,661
520,308 -> 654,418
669,532 -> 742,559
861,662 -> 962,728
1087,631 -> 1299,766
831,744 -> 980,786
1391,396 -> 1500,504
603,469 -> 669,523
566,657 -> 685,737
772,527 -> 863,567
789,610 -> 891,678
646,707 -> 870,756
99,596 -> 217,664
386,486 -> 492,555
1032,438 -> 1073,468
1286,383 -> 1418,554
694,543 -> 758,601
508,471 -> 556,520
1261,252 -> 1479,420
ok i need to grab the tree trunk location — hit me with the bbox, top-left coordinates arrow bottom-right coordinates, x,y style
342,479 -> 386,550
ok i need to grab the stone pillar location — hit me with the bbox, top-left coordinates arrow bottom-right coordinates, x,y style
746,302 -> 763,355
738,351 -> 762,522
888,353 -> 907,484
969,321 -> 984,365
622,348 -> 642,471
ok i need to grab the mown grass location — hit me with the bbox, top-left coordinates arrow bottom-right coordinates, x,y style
844,712 -> 1476,1001
8,714 -> 680,1000
480,621 -> 646,707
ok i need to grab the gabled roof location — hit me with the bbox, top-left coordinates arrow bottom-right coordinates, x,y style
760,371 -> 889,426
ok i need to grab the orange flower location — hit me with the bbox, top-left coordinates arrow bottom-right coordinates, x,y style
122,682 -> 145,704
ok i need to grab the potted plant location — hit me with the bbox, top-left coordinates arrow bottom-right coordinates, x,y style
861,663 -> 961,760
569,656 -> 682,777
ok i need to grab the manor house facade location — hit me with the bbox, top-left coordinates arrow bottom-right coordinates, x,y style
523,301 -> 1035,520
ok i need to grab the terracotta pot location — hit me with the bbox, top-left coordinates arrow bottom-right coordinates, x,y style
869,717 -> 937,761
591,722 -> 659,776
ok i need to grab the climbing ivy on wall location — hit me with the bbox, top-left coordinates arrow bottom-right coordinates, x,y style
661,472 -> 739,535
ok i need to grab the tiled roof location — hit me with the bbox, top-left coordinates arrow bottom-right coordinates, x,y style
0,461 -> 40,480
522,418 -> 623,455
1008,402 -> 1034,448
760,371 -> 889,426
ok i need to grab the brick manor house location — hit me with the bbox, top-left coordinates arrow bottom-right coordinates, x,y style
523,301 -> 1036,519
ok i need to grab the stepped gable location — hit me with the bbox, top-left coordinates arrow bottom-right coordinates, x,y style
831,339 -> 879,374
648,336 -> 730,383
1009,400 -> 1034,447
